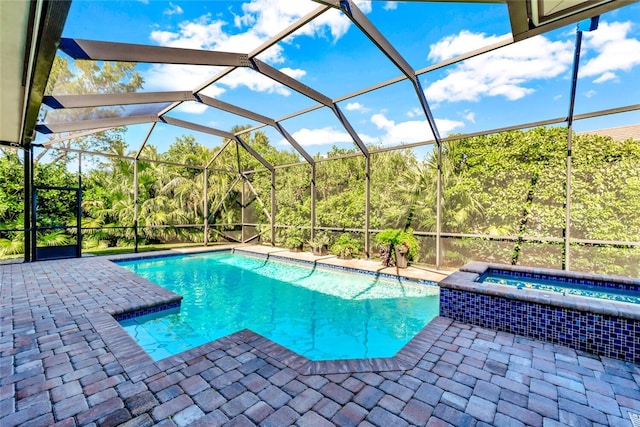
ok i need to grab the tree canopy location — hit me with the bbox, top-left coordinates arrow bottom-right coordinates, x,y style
1,124 -> 638,275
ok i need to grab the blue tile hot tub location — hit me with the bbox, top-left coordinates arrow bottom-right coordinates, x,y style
439,262 -> 640,364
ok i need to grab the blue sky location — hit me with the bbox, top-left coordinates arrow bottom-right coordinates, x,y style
40,0 -> 640,161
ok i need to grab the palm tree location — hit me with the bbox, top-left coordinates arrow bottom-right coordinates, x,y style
394,140 -> 484,233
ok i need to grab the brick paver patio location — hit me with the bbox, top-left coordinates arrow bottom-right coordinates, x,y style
1,250 -> 639,426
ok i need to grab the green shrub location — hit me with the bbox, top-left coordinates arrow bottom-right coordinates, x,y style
331,233 -> 360,258
375,228 -> 419,261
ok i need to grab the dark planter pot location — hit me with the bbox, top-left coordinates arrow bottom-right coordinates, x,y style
380,244 -> 395,267
338,253 -> 352,260
312,245 -> 328,256
395,247 -> 409,269
289,244 -> 304,252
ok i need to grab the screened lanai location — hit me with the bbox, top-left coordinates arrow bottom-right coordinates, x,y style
1,0 -> 639,276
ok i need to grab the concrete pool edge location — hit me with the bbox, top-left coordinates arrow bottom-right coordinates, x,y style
440,262 -> 640,364
232,248 -> 439,286
98,308 -> 453,380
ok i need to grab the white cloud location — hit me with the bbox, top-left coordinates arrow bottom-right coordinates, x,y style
346,102 -> 369,112
592,71 -> 617,84
292,9 -> 351,42
280,67 -> 306,80
218,67 -> 305,96
150,15 -> 227,49
462,110 -> 475,123
407,107 -> 423,118
579,21 -> 640,81
282,126 -> 376,147
147,0 -> 357,94
585,89 -> 597,98
175,102 -> 209,115
371,113 -> 464,144
144,64 -> 225,92
424,31 -> 573,103
200,84 -> 226,99
428,30 -> 509,62
164,2 -> 183,16
238,0 -> 357,44
383,2 -> 398,11
436,118 -> 466,135
353,1 -> 372,14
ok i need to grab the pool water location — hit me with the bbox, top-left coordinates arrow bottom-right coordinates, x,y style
117,252 -> 440,361
480,274 -> 640,305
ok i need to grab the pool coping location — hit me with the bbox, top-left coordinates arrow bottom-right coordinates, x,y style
103,246 -> 451,379
440,262 -> 640,321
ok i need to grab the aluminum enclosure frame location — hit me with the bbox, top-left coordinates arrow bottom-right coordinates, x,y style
8,0 -> 639,269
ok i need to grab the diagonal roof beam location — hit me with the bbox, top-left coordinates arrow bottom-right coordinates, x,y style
205,139 -> 233,169
43,91 -> 281,131
36,114 -> 159,134
195,93 -> 276,127
226,120 -> 314,166
234,135 -> 274,172
40,127 -> 115,147
43,91 -> 194,109
249,58 -> 333,106
247,58 -> 368,157
161,116 -> 235,140
161,116 -> 273,172
273,123 -> 314,165
59,38 -> 250,67
317,0 -> 441,143
165,93 -> 314,167
318,0 -> 415,80
155,6 -> 331,117
135,122 -> 157,160
331,104 -> 369,156
192,5 -> 332,94
247,59 -> 368,157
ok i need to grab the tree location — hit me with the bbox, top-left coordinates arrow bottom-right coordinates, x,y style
37,57 -> 144,163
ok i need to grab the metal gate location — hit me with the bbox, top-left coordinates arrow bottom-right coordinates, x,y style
32,185 -> 82,261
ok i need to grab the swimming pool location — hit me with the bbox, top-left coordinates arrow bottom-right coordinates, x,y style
479,273 -> 640,304
116,251 -> 439,361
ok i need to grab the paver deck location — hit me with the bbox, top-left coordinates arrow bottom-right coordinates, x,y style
1,246 -> 639,427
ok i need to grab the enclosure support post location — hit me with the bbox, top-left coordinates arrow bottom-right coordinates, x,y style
436,141 -> 442,268
24,146 -> 33,262
565,138 -> 573,271
133,159 -> 139,253
30,147 -> 37,261
565,26 -> 587,271
365,156 -> 371,258
77,153 -> 83,258
204,168 -> 209,246
271,170 -> 276,246
241,177 -> 246,244
311,163 -> 316,241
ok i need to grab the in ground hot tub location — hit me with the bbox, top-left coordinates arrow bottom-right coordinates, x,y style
439,262 -> 640,364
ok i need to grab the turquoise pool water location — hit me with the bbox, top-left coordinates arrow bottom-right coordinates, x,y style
117,252 -> 439,361
480,274 -> 640,305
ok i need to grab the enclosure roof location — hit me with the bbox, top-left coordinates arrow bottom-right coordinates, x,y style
2,0 -> 638,164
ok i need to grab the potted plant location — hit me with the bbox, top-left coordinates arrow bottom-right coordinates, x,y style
284,227 -> 304,252
309,232 -> 330,256
331,233 -> 361,260
375,228 -> 419,268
